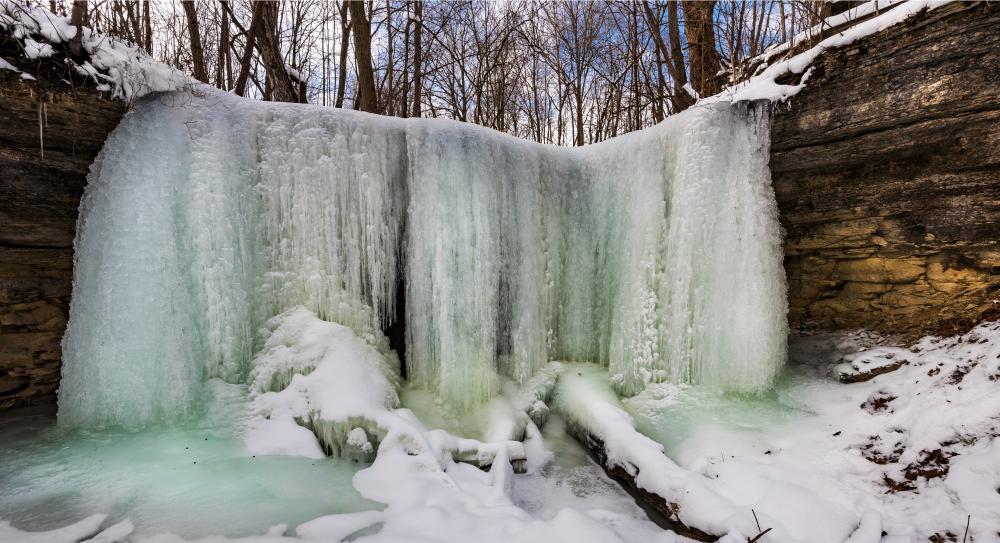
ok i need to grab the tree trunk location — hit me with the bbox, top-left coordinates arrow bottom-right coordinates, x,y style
643,1 -> 694,113
335,1 -> 350,108
410,0 -> 423,117
681,0 -> 722,97
143,0 -> 152,54
349,0 -> 379,113
384,0 -> 395,115
399,1 -> 411,118
234,1 -> 265,97
574,86 -> 584,146
257,0 -> 300,103
181,1 -> 209,83
778,0 -> 787,44
68,1 -> 87,59
217,2 -> 232,89
127,1 -> 141,49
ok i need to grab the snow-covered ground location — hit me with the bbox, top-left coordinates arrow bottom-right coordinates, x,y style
558,321 -> 1000,542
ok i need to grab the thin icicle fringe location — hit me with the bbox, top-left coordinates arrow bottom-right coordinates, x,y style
59,92 -> 786,427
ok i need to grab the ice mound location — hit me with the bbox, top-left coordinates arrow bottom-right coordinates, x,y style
247,307 -> 400,459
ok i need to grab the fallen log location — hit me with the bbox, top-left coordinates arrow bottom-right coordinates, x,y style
565,422 -> 717,542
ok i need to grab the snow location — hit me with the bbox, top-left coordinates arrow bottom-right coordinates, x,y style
0,56 -> 19,72
234,309 -> 686,543
80,520 -> 135,543
711,0 -> 951,104
284,64 -> 302,82
617,321 -> 1000,541
246,307 -> 401,459
23,37 -> 52,58
553,364 -> 740,538
0,516 -> 134,543
752,0 -> 909,67
0,0 -> 191,99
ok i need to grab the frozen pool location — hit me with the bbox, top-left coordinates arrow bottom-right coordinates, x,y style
621,336 -> 852,468
0,382 -> 375,539
1,379 -> 666,540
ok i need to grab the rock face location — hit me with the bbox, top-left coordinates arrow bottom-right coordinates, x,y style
771,1 -> 1000,338
0,65 -> 127,408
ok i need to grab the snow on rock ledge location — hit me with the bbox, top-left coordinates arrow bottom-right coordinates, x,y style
709,0 -> 952,104
0,0 -> 191,100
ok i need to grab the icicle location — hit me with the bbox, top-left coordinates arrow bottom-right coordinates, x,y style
37,100 -> 44,158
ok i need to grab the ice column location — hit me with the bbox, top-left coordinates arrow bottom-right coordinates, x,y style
59,92 -> 785,427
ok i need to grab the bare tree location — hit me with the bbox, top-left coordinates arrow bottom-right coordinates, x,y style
350,0 -> 379,113
53,0 -> 822,144
232,1 -> 264,96
335,1 -> 351,108
180,1 -> 208,82
257,1 -> 300,102
682,0 -> 723,97
143,0 -> 151,53
68,0 -> 87,58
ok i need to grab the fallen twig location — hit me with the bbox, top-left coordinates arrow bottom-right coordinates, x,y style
747,509 -> 770,542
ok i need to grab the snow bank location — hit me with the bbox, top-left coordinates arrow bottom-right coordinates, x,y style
245,307 -> 526,467
0,0 -> 191,100
246,307 -> 400,459
620,320 -> 1000,542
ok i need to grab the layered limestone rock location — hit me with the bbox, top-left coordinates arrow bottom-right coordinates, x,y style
0,47 -> 127,408
771,1 -> 1000,338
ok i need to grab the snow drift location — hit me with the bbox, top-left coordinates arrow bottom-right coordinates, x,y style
58,91 -> 786,428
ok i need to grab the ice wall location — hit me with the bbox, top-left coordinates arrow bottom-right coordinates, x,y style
59,92 -> 786,428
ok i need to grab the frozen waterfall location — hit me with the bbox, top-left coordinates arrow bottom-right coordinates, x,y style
58,91 -> 786,428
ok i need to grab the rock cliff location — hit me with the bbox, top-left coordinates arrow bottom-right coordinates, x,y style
770,1 -> 1000,338
0,46 -> 126,408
